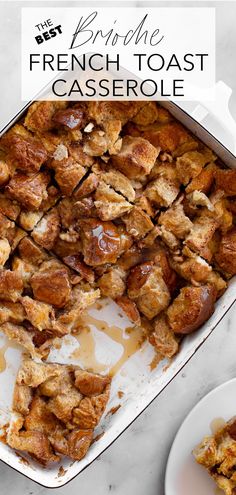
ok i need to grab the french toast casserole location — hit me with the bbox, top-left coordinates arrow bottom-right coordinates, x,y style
193,417 -> 236,495
0,100 -> 236,464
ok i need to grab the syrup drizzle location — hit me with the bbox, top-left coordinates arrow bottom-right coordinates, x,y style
71,314 -> 145,376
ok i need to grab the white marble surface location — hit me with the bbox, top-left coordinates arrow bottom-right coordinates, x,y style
0,2 -> 236,495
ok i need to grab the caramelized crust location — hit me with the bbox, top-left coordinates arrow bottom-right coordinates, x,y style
167,285 -> 215,334
5,172 -> 50,209
215,228 -> 236,277
1,133 -> 47,173
30,264 -> 71,308
80,218 -> 121,266
214,169 -> 236,196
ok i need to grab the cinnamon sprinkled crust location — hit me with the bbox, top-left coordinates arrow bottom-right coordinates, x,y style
0,100 -> 235,464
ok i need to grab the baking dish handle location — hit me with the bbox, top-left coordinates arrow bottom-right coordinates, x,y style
187,81 -> 236,156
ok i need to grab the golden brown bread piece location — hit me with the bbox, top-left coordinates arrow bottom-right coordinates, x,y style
51,156 -> 86,196
115,296 -> 141,325
214,169 -> 236,196
144,163 -> 180,208
149,314 -> 179,358
30,262 -> 71,308
158,203 -> 193,239
141,121 -> 197,153
122,206 -> 154,240
0,132 -> 48,173
7,358 -> 111,464
193,417 -> 236,495
176,151 -> 210,185
215,227 -> 236,277
94,181 -> 133,221
31,208 -> 60,250
24,101 -> 67,132
111,136 -> 158,179
5,172 -> 50,210
127,263 -> 170,320
167,285 -> 215,334
53,105 -> 86,130
80,218 -> 121,266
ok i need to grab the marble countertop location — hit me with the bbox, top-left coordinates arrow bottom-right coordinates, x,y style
0,2 -> 236,495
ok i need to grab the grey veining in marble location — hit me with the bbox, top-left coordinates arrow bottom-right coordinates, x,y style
0,2 -> 236,495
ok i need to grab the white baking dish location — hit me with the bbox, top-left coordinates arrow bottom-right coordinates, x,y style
0,82 -> 236,488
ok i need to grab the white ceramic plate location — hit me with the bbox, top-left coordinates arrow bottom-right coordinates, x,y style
165,378 -> 236,495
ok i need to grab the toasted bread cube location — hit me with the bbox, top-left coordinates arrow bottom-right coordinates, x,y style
24,101 -> 67,132
18,236 -> 48,265
0,270 -> 23,302
74,370 -> 111,396
19,210 -> 43,231
185,215 -> 219,257
158,203 -> 193,239
186,164 -> 215,194
72,384 -> 110,429
142,121 -> 197,153
13,384 -> 33,416
12,256 -> 36,286
215,228 -> 236,277
53,105 -> 85,130
32,208 -> 60,250
111,136 -> 158,179
80,218 -> 121,266
167,285 -> 215,334
193,436 -> 218,468
215,169 -> 236,196
176,151 -> 210,185
0,194 -> 20,221
52,286 -> 100,335
131,101 -> 159,126
51,157 -> 86,196
5,172 -> 50,210
122,206 -> 153,239
31,263 -> 71,308
98,267 -> 126,298
21,296 -> 54,331
127,263 -> 170,320
145,164 -> 180,207
1,322 -> 43,359
48,387 -> 82,423
101,169 -> 135,202
149,314 -> 179,358
63,255 -> 94,283
0,300 -> 25,325
1,133 -> 47,173
115,296 -> 141,325
73,172 -> 99,199
83,129 -> 109,157
94,182 -> 133,221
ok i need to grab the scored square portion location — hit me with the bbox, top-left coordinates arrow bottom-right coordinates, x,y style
7,357 -> 111,464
